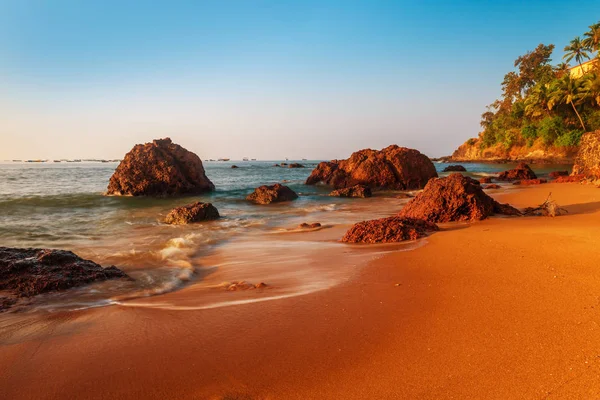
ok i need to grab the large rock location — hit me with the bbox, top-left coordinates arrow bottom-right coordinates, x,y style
305,145 -> 437,190
329,184 -> 372,198
0,247 -> 128,310
246,183 -> 298,204
165,202 -> 220,225
397,173 -> 520,222
106,138 -> 214,196
496,162 -> 537,181
572,130 -> 600,179
342,217 -> 439,243
443,165 -> 467,172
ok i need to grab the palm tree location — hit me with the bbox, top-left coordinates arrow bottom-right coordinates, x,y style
554,62 -> 570,78
582,73 -> 600,106
548,75 -> 587,131
525,83 -> 552,118
583,23 -> 600,53
563,37 -> 590,71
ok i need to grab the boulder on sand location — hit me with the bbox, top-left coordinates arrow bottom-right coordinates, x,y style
549,171 -> 569,179
246,183 -> 298,204
342,217 -> 439,244
397,173 -> 520,222
443,165 -> 467,172
305,145 -> 437,190
329,184 -> 372,198
165,202 -> 220,225
106,138 -> 214,196
496,162 -> 537,181
0,247 -> 128,310
572,130 -> 600,179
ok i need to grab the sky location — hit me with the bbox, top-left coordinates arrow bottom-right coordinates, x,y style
1,0 -> 599,160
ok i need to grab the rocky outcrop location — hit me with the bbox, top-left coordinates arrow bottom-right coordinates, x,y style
549,171 -> 569,179
305,145 -> 437,190
443,165 -> 467,172
397,173 -> 520,222
513,179 -> 547,185
165,202 -> 220,225
106,138 -> 214,196
479,177 -> 493,184
572,130 -> 600,179
329,185 -> 372,198
497,163 -> 537,181
0,247 -> 128,310
246,183 -> 298,204
342,217 -> 438,244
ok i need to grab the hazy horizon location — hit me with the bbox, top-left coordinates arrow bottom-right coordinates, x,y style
2,0 -> 599,160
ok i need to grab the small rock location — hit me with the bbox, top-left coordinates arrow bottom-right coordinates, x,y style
513,179 -> 547,185
479,177 -> 493,184
483,184 -> 502,189
247,183 -> 298,204
329,185 -> 372,198
165,202 -> 220,224
231,165 -> 239,169
299,222 -> 322,229
549,171 -> 569,179
443,165 -> 467,172
497,163 -> 537,181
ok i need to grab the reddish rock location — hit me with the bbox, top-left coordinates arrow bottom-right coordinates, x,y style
395,193 -> 414,199
513,179 -> 547,185
555,174 -> 586,183
397,173 -> 520,222
165,202 -> 220,225
496,162 -> 537,181
549,171 -> 569,179
246,183 -> 298,204
299,222 -> 322,229
231,165 -> 239,169
329,184 -> 372,198
288,163 -> 304,168
305,145 -> 437,190
572,130 -> 600,179
443,165 -> 467,172
483,184 -> 502,189
342,217 -> 439,244
479,177 -> 493,184
106,138 -> 214,196
226,281 -> 267,291
0,247 -> 128,310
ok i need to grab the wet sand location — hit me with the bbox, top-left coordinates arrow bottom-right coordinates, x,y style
2,183 -> 600,399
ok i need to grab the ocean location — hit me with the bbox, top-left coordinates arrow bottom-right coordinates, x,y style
0,160 -> 569,312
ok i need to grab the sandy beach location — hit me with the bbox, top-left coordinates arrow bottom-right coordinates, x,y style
1,182 -> 600,399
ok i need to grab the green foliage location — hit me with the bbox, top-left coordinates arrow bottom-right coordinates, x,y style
521,124 -> 538,146
554,129 -> 583,147
466,138 -> 477,146
538,116 -> 566,145
584,109 -> 600,130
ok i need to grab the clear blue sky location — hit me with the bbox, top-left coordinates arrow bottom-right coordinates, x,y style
1,0 -> 598,159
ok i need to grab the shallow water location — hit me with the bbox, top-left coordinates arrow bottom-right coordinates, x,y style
0,160 -> 570,312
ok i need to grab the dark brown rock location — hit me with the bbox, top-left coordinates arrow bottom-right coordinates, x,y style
483,184 -> 502,189
572,130 -> 600,179
479,177 -> 493,184
496,162 -> 537,181
165,202 -> 220,225
288,163 -> 304,168
397,173 -> 520,222
299,222 -> 322,229
443,165 -> 467,172
305,145 -> 437,190
513,179 -> 547,185
106,138 -> 214,196
549,171 -> 569,179
246,183 -> 298,204
231,165 -> 239,169
0,247 -> 128,310
342,217 -> 439,244
329,185 -> 372,198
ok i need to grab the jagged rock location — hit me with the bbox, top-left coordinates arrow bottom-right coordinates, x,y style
397,173 -> 520,222
329,185 -> 372,198
555,174 -> 586,183
496,162 -> 537,181
106,138 -> 214,196
246,183 -> 298,204
299,222 -> 321,229
479,177 -> 493,184
549,171 -> 569,179
225,281 -> 268,291
342,217 -> 439,243
513,179 -> 547,185
483,184 -> 502,189
306,145 -> 437,190
0,247 -> 128,310
572,130 -> 600,179
443,165 -> 467,172
165,202 -> 220,225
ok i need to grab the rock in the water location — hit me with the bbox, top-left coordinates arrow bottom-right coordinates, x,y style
496,162 -> 537,181
342,217 -> 439,243
479,177 -> 493,184
165,202 -> 220,225
225,281 -> 268,291
483,184 -> 502,189
513,179 -> 547,185
0,247 -> 128,310
549,171 -> 569,179
305,145 -> 437,190
106,138 -> 214,196
231,165 -> 239,169
572,130 -> 600,179
329,184 -> 372,198
288,163 -> 304,168
555,174 -> 586,183
299,222 -> 321,229
443,165 -> 467,172
397,173 -> 520,222
246,183 -> 298,204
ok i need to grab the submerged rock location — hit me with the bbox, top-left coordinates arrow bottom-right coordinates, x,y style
106,138 -> 214,196
165,202 -> 220,225
549,171 -> 569,179
288,163 -> 304,168
572,130 -> 600,179
342,217 -> 438,243
299,222 -> 321,229
496,162 -> 537,181
329,184 -> 372,198
225,281 -> 268,291
305,145 -> 437,190
513,179 -> 547,185
479,177 -> 493,184
483,184 -> 502,189
0,247 -> 128,310
231,165 -> 239,169
246,183 -> 298,204
443,165 -> 467,172
397,173 -> 520,222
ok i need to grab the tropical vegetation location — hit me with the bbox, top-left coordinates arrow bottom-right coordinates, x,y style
479,21 -> 600,150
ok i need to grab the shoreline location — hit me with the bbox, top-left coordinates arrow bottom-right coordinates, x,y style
2,183 -> 600,399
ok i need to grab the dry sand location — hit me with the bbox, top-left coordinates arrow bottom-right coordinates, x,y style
2,183 -> 600,399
